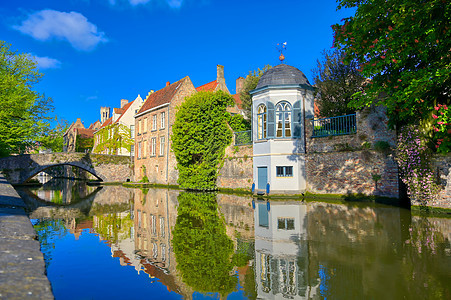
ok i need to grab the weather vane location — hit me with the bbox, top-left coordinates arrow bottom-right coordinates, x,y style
276,42 -> 287,63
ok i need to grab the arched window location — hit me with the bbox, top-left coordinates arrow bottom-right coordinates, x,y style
257,104 -> 267,139
276,102 -> 292,138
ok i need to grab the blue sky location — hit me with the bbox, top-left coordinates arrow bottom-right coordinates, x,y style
1,0 -> 355,126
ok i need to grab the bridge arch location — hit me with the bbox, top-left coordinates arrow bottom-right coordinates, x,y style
24,163 -> 105,183
0,153 -> 132,184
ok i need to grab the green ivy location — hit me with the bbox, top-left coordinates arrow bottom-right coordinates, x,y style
93,123 -> 133,155
172,192 -> 237,296
75,136 -> 93,152
226,113 -> 251,132
171,91 -> 234,190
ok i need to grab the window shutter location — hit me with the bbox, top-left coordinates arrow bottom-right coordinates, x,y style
293,101 -> 302,138
267,102 -> 275,138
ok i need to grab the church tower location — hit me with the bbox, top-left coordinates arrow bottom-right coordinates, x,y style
100,107 -> 110,124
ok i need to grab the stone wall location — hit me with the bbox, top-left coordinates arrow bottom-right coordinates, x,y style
217,144 -> 253,190
306,151 -> 399,198
425,154 -> 451,209
304,105 -> 400,199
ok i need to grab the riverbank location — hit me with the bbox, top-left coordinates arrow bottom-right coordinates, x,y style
0,173 -> 53,299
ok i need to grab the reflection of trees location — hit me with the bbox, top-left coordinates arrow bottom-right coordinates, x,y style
401,216 -> 451,299
172,192 -> 237,296
32,219 -> 69,269
93,213 -> 133,244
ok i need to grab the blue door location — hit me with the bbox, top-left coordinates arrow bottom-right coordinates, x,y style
257,167 -> 267,190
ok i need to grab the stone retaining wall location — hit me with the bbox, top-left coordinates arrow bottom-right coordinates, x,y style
424,154 -> 451,209
306,151 -> 399,198
217,144 -> 253,190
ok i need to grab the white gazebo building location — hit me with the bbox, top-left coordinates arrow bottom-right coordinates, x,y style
251,63 -> 315,194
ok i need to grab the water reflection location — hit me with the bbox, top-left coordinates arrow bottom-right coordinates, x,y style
19,184 -> 451,299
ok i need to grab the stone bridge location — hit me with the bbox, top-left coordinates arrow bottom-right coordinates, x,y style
0,152 -> 133,184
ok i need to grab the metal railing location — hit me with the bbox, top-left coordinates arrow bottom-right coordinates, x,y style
312,114 -> 357,138
234,130 -> 252,146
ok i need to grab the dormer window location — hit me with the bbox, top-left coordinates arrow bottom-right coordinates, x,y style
257,104 -> 267,139
276,101 -> 292,138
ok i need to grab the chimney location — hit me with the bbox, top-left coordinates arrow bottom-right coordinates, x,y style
217,65 -> 225,83
166,81 -> 170,87
236,77 -> 245,94
120,99 -> 129,108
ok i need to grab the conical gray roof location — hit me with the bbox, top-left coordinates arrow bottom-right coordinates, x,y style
256,64 -> 311,89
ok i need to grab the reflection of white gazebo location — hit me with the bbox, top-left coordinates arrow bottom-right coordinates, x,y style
253,201 -> 318,299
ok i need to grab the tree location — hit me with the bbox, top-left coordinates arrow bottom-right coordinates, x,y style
171,90 -> 234,190
239,65 -> 272,119
0,41 -> 54,157
332,0 -> 450,128
38,118 -> 69,153
312,49 -> 365,117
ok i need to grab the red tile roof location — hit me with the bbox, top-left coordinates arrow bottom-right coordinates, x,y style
114,107 -> 125,115
232,93 -> 243,109
196,80 -> 218,92
100,117 -> 112,129
76,128 -> 95,139
138,77 -> 187,115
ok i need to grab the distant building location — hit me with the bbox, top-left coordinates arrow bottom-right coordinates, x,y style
93,95 -> 144,156
63,118 -> 99,152
250,63 -> 315,193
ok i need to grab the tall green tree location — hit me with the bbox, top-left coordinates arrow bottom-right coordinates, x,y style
312,49 -> 365,117
0,41 -> 54,157
38,117 -> 69,153
332,0 -> 451,127
172,90 -> 234,190
239,65 -> 272,119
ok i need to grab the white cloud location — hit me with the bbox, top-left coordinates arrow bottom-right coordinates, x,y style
166,0 -> 183,8
32,55 -> 62,69
129,0 -> 151,5
14,9 -> 108,51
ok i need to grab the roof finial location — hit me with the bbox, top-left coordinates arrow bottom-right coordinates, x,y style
276,42 -> 287,63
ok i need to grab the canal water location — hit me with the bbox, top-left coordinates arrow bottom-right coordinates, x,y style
16,179 -> 451,299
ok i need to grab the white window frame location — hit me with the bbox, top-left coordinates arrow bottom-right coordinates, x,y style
151,138 -> 156,156
160,112 -> 165,129
159,136 -> 165,156
152,114 -> 157,131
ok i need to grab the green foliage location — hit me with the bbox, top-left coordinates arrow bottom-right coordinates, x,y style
239,65 -> 272,119
0,41 -> 54,157
172,192 -> 237,296
93,123 -> 133,155
38,118 -> 69,153
333,0 -> 451,128
373,140 -> 391,154
312,49 -> 364,117
76,136 -> 94,153
93,213 -> 133,243
431,104 -> 450,153
226,113 -> 251,132
172,90 -> 234,190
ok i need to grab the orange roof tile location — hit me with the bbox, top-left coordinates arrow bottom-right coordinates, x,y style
76,128 -> 95,139
196,80 -> 218,92
138,77 -> 187,115
100,117 -> 112,129
232,94 -> 243,109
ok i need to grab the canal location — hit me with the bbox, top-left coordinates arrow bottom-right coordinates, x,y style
16,179 -> 451,299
